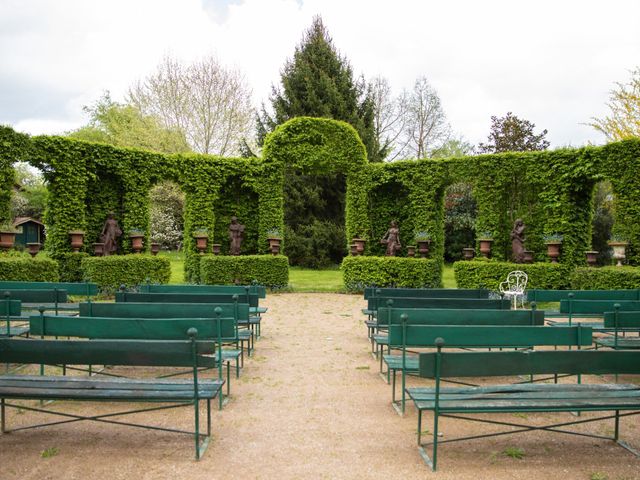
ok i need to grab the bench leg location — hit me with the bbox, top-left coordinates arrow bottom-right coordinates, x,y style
1,398 -> 5,433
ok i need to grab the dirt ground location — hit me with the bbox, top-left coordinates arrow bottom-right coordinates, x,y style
1,293 -> 639,479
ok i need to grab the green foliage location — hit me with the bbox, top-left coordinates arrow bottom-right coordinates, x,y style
199,255 -> 289,289
341,256 -> 442,292
570,266 -> 640,290
0,126 -> 26,224
284,220 -> 347,268
478,112 -> 549,153
0,255 -> 59,281
54,252 -> 89,282
501,447 -> 525,460
81,255 -> 170,292
453,260 -> 573,290
150,180 -> 183,249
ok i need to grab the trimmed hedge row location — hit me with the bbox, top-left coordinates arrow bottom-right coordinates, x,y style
0,256 -> 59,282
200,255 -> 289,289
54,252 -> 89,282
570,266 -> 640,290
453,260 -> 573,290
81,255 -> 170,292
341,256 -> 442,292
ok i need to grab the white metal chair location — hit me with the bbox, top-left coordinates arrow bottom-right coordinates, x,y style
499,270 -> 528,309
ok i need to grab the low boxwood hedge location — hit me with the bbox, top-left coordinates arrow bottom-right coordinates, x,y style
341,256 -> 442,293
81,255 -> 170,292
453,260 -> 573,291
0,255 -> 59,282
53,252 -> 89,282
200,255 -> 289,289
570,266 -> 640,289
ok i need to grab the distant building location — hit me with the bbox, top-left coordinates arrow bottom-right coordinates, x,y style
13,217 -> 45,247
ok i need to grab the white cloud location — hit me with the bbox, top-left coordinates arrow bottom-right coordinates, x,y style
1,0 -> 639,147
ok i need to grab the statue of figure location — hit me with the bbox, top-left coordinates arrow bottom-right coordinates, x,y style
511,218 -> 526,263
229,216 -> 245,256
100,212 -> 122,256
381,220 -> 401,256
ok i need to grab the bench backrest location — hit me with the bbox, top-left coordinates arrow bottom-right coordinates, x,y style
0,336 -> 216,367
139,283 -> 266,299
419,349 -> 640,378
29,314 -> 237,340
116,291 -> 259,307
0,299 -> 22,317
0,281 -> 98,297
363,287 -> 490,300
376,307 -> 544,327
79,302 -> 250,320
368,297 -> 510,311
528,289 -> 640,302
2,289 -> 68,303
603,310 -> 640,328
389,324 -> 592,348
560,299 -> 640,314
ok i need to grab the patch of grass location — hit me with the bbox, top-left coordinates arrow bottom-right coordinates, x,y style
41,447 -> 59,458
589,473 -> 608,480
442,263 -> 457,288
355,365 -> 370,370
512,412 -> 528,419
502,446 -> 525,460
288,266 -> 345,292
158,250 -> 185,284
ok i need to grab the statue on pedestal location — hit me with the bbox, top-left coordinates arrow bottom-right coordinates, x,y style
100,212 -> 122,256
229,216 -> 245,256
511,219 -> 526,263
381,220 -> 401,256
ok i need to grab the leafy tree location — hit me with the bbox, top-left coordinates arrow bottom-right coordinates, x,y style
68,92 -> 190,154
588,67 -> 640,140
477,112 -> 549,153
11,162 -> 47,220
431,138 -> 475,159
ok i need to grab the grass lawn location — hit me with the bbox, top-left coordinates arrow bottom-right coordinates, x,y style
288,266 -> 345,292
158,250 -> 185,284
442,263 -> 457,288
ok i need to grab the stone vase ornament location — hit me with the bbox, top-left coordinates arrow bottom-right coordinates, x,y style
0,230 -> 16,251
212,243 -> 221,255
585,250 -> 599,267
478,239 -> 493,258
69,230 -> 85,253
462,247 -> 475,260
150,243 -> 160,256
545,242 -> 562,263
268,238 -> 282,255
194,234 -> 208,255
26,242 -> 41,258
407,246 -> 416,258
350,244 -> 359,256
129,233 -> 144,254
608,241 -> 628,267
352,238 -> 366,254
93,242 -> 105,257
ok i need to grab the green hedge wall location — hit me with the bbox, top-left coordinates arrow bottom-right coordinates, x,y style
199,255 -> 289,289
0,256 -> 59,281
341,256 -> 442,292
81,255 -> 170,292
54,252 -> 89,282
570,266 -> 640,290
453,260 -> 573,290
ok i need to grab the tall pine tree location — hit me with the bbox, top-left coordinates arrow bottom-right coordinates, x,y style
258,16 -> 378,267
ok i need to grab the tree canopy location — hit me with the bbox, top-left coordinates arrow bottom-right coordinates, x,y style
589,67 -> 640,141
477,112 -> 549,153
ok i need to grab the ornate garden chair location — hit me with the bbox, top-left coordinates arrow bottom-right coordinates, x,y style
499,270 -> 528,309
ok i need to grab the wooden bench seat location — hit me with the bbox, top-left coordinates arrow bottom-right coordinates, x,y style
407,347 -> 640,471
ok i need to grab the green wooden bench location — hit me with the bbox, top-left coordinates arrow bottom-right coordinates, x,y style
528,289 -> 640,303
0,331 -> 223,459
0,281 -> 98,298
2,289 -> 69,315
551,299 -> 640,330
594,307 -> 640,350
363,287 -> 490,300
29,311 -> 240,407
388,320 -> 591,414
408,345 -> 640,471
79,301 -> 254,362
140,283 -> 267,299
0,298 -> 24,337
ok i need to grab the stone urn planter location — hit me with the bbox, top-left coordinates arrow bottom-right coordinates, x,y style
0,230 -> 16,251
407,245 -> 416,258
268,237 -> 282,256
68,230 -> 85,253
417,240 -> 430,258
462,247 -> 475,260
150,243 -> 160,256
211,243 -> 221,255
478,239 -> 493,258
585,250 -> 599,267
350,244 -> 359,256
93,242 -> 105,257
545,242 -> 562,263
26,242 -> 41,258
129,233 -> 144,254
608,241 -> 628,267
523,250 -> 534,264
193,235 -> 208,255
352,238 -> 366,254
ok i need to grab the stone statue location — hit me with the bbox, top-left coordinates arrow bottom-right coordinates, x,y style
381,220 -> 401,256
229,216 -> 245,256
100,212 -> 122,256
511,218 -> 526,263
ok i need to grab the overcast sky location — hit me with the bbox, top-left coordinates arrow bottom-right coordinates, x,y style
1,0 -> 639,149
